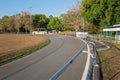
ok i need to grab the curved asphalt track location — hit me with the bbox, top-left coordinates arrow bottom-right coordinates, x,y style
0,35 -> 88,80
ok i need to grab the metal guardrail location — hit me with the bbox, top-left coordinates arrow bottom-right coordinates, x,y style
84,36 -> 100,80
86,40 -> 97,80
49,37 -> 97,80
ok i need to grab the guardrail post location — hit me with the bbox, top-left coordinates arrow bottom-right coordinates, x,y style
92,42 -> 102,80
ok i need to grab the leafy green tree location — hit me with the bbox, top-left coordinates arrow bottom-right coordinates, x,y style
87,25 -> 99,34
49,15 -> 53,19
81,0 -> 120,28
63,26 -> 75,31
1,16 -> 16,32
7,16 -> 15,32
1,16 -> 10,32
32,14 -> 49,30
47,17 -> 62,31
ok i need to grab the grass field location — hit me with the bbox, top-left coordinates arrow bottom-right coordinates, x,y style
99,46 -> 120,80
0,34 -> 49,65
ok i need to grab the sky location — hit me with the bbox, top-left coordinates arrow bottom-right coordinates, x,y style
0,0 -> 76,18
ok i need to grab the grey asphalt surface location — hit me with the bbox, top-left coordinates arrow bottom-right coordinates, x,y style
0,35 -> 88,80
95,41 -> 110,51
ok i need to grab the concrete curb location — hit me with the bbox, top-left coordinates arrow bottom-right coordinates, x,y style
96,42 -> 110,51
93,40 -> 110,51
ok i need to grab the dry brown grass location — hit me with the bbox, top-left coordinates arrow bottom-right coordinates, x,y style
99,47 -> 120,80
0,34 -> 47,60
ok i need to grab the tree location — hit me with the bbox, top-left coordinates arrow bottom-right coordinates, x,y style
49,15 -> 53,19
47,17 -> 62,31
81,0 -> 120,28
21,11 -> 31,33
7,16 -> 15,32
0,16 -> 15,32
63,26 -> 75,31
0,19 -> 3,32
60,7 -> 82,31
0,12 -> 32,33
60,0 -> 89,31
32,14 -> 49,30
14,14 -> 21,34
1,16 -> 10,32
87,25 -> 99,34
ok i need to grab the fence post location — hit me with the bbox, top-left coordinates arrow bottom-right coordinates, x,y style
116,31 -> 118,45
106,31 -> 108,41
110,31 -> 112,43
102,31 -> 104,41
93,43 -> 101,80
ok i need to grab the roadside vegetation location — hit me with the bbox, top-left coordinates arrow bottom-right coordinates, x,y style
99,46 -> 120,80
0,35 -> 50,66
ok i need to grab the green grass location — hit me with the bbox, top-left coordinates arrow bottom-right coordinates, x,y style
103,41 -> 120,48
0,39 -> 51,66
112,43 -> 120,48
98,42 -> 120,80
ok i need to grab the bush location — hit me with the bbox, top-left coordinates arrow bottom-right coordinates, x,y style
63,26 -> 75,31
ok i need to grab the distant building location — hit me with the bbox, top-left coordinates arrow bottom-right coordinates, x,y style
76,32 -> 88,38
102,24 -> 120,44
32,28 -> 47,35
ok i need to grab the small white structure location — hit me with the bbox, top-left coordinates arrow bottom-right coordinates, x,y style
76,32 -> 88,38
102,24 -> 120,44
103,25 -> 120,41
103,26 -> 120,32
32,31 -> 47,35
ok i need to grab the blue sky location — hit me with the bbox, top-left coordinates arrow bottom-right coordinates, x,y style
0,0 -> 76,18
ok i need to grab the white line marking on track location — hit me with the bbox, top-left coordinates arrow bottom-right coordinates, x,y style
77,38 -> 92,80
81,44 -> 91,80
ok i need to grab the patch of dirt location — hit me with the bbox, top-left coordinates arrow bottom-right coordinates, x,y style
0,34 -> 47,60
99,47 -> 120,80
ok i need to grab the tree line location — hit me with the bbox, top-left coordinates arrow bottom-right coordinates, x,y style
81,0 -> 120,33
60,0 -> 120,34
0,11 -> 32,33
0,0 -> 120,34
0,12 -> 63,33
